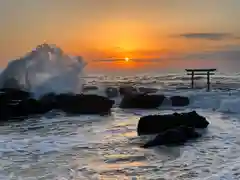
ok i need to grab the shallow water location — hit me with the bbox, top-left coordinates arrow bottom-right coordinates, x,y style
1,108 -> 240,180
1,74 -> 240,179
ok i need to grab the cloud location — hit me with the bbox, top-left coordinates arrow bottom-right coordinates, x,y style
192,50 -> 240,61
92,45 -> 240,64
175,33 -> 236,40
93,58 -> 123,62
92,58 -> 162,62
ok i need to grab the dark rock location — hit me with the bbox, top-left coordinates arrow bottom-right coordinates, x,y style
0,98 -> 53,122
0,88 -> 31,102
21,98 -> 53,115
138,87 -> 158,94
120,94 -> 165,109
0,92 -> 114,122
105,87 -> 119,98
142,126 -> 201,148
137,111 -> 209,135
170,96 -> 190,107
55,94 -> 114,115
0,88 -> 32,121
83,86 -> 98,92
39,92 -> 57,109
119,86 -> 137,96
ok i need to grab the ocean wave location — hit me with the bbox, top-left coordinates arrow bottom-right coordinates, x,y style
0,43 -> 87,98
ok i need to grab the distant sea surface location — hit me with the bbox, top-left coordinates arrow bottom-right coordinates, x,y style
1,71 -> 240,179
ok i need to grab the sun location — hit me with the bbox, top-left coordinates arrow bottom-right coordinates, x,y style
125,57 -> 129,62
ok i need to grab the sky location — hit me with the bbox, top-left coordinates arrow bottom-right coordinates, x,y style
0,0 -> 240,73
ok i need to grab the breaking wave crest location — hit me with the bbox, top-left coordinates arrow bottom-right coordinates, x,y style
0,44 -> 87,97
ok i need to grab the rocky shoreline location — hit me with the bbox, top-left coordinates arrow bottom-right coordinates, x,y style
0,86 -> 209,148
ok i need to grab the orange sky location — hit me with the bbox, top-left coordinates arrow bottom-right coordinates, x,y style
1,1 -> 240,72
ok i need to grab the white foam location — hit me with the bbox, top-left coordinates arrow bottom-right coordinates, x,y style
0,43 -> 87,97
218,98 -> 240,113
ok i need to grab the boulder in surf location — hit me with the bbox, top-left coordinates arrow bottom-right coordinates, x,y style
138,87 -> 158,94
54,94 -> 115,115
142,126 -> 201,148
119,86 -> 138,96
170,96 -> 190,107
120,94 -> 165,109
105,87 -> 119,98
0,88 -> 31,102
137,111 -> 209,135
83,86 -> 98,92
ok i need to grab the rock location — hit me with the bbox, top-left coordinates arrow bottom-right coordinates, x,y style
105,87 -> 119,98
0,92 -> 114,122
55,94 -> 114,115
137,111 -> 209,135
0,97 -> 54,122
39,92 -> 57,110
119,86 -> 137,96
83,86 -> 98,92
120,94 -> 165,109
138,87 -> 158,94
0,88 -> 32,121
142,126 -> 201,148
170,96 -> 190,107
0,88 -> 31,102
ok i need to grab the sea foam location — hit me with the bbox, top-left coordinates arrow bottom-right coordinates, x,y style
0,43 -> 87,98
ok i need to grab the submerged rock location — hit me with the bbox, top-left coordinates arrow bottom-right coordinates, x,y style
137,111 -> 209,135
138,87 -> 158,94
142,126 -> 201,148
119,86 -> 137,96
83,86 -> 98,92
170,96 -> 190,107
120,94 -> 165,109
105,87 -> 119,98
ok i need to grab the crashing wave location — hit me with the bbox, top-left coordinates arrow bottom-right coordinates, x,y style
0,43 -> 87,97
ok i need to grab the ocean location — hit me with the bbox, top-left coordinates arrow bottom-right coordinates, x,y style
1,72 -> 240,180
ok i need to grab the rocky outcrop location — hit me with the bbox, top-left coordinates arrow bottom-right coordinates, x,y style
0,88 -> 31,102
83,86 -> 98,92
119,86 -> 137,96
138,87 -> 158,94
137,111 -> 209,135
170,96 -> 190,107
0,89 -> 114,122
105,87 -> 119,98
142,126 -> 201,148
120,94 -> 165,109
54,94 -> 114,115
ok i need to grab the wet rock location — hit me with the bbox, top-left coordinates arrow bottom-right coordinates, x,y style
142,126 -> 201,148
15,98 -> 50,116
105,87 -> 119,98
39,92 -> 57,105
137,111 -> 209,135
0,97 -> 54,122
170,96 -> 190,107
138,87 -> 158,94
55,94 -> 114,115
83,86 -> 98,92
119,86 -> 137,96
0,88 -> 31,102
0,92 -> 114,122
120,94 -> 165,109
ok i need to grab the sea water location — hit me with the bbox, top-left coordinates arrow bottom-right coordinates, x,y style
1,45 -> 240,179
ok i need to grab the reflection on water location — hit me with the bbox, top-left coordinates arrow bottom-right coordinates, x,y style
1,107 -> 240,179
